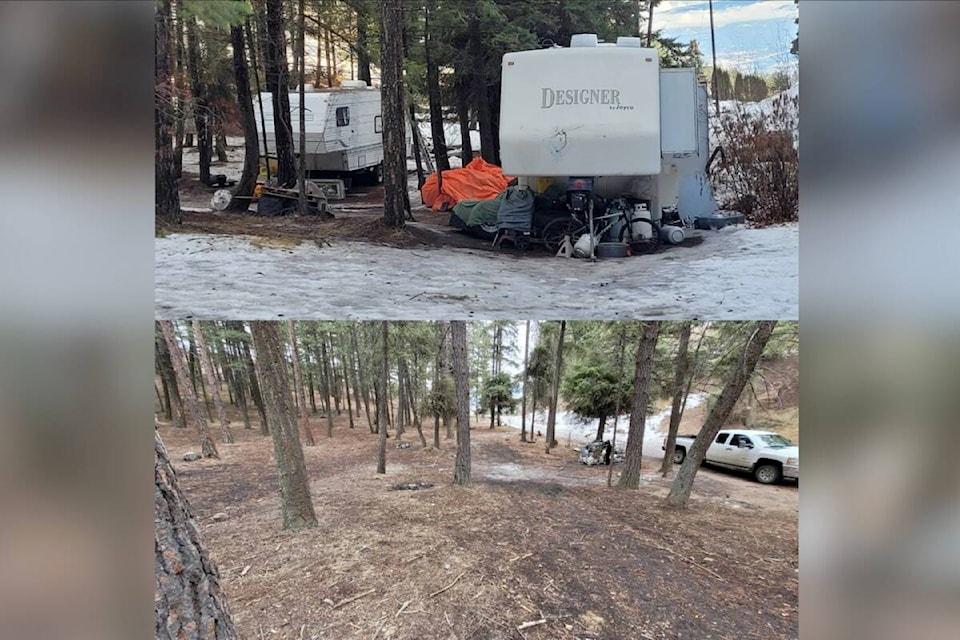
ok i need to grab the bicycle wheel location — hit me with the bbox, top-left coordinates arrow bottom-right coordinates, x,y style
542,218 -> 585,253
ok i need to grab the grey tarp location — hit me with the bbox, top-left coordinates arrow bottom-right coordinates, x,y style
496,186 -> 534,231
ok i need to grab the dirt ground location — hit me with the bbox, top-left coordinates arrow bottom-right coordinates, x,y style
159,407 -> 797,640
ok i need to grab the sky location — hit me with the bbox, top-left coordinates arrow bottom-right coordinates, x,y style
654,0 -> 798,74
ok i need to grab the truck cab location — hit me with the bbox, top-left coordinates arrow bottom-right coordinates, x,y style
665,429 -> 799,484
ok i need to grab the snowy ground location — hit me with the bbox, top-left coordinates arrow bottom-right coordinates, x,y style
500,393 -> 707,452
154,224 -> 797,319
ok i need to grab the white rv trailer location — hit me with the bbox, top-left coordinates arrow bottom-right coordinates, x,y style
499,34 -> 716,228
259,80 -> 384,185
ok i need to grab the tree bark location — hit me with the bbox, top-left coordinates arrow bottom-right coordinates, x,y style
666,321 -> 777,508
321,332 -> 336,437
455,76 -> 473,163
155,429 -> 238,640
185,16 -> 212,185
660,321 -> 692,477
156,323 -> 186,428
377,322 -> 389,473
160,321 -> 218,458
341,346 -> 355,428
595,414 -> 608,442
233,322 -> 268,435
297,0 -> 308,214
467,2 -> 495,164
380,0 -> 407,228
250,322 -> 318,529
350,325 -> 372,431
155,0 -> 181,224
286,321 -> 316,446
545,321 -> 566,453
452,321 -> 471,485
618,322 -> 661,489
193,321 -> 234,444
265,0 -> 297,186
424,0 -> 450,172
227,20 -> 257,210
520,320 -> 530,442
356,1 -> 372,85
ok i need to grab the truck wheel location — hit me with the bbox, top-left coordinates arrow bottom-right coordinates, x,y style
754,463 -> 782,484
672,447 -> 686,464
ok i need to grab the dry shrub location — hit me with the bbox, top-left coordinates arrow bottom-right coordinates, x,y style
712,91 -> 799,225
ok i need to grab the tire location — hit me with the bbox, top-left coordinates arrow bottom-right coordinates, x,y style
754,462 -> 782,484
541,218 -> 584,253
672,447 -> 686,465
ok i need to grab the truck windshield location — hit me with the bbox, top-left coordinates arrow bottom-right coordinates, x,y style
758,434 -> 794,448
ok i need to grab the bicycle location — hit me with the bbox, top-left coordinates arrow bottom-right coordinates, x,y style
540,197 -> 661,254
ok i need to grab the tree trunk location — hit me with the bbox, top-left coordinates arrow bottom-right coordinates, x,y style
618,321 -> 661,489
352,325 -> 374,432
380,0 -> 407,228
342,347 -> 355,428
350,326 -> 372,431
356,3 -> 372,85
308,371 -> 317,413
486,82 -> 501,165
160,321 -> 218,458
451,321 -> 471,485
156,323 -> 186,428
409,102 -> 425,188
424,1 -> 450,172
297,0 -> 308,214
660,321 -> 692,477
321,333 -> 336,437
250,322 -> 318,529
595,414 -> 608,442
155,430 -> 238,639
545,320 -> 566,453
467,2 -> 495,164
667,321 -> 777,508
377,322 -> 389,474
520,320 -> 530,442
193,321 -> 233,444
455,76 -> 473,163
287,321 -> 317,446
226,24 -> 260,209
265,0 -> 297,186
529,384 -> 538,443
185,16 -> 212,186
239,329 -> 269,435
155,0 -> 181,224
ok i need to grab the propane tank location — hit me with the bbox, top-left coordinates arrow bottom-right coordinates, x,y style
630,204 -> 652,240
660,225 -> 685,245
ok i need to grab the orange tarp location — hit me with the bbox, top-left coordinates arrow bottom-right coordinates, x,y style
420,157 -> 514,211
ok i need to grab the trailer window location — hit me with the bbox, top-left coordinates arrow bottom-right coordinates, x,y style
336,106 -> 350,127
374,115 -> 382,133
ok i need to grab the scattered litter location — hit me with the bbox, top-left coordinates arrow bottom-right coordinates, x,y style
389,481 -> 435,491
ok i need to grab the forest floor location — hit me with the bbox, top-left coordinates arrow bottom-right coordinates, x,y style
160,410 -> 798,640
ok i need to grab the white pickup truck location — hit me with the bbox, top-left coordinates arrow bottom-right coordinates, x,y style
663,429 -> 799,484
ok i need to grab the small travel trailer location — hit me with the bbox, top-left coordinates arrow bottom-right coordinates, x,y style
259,80 -> 384,186
499,34 -> 719,233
